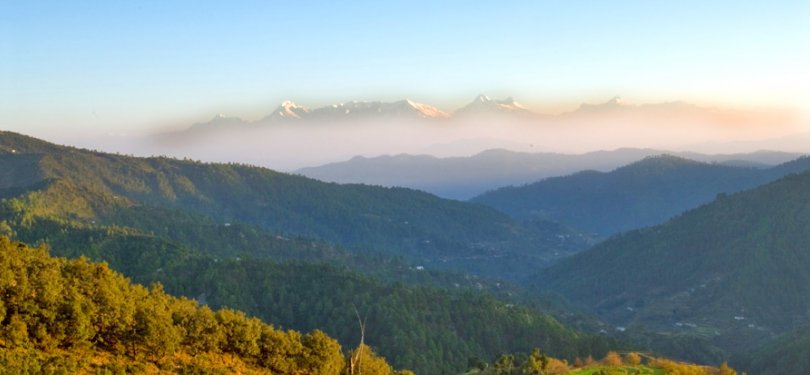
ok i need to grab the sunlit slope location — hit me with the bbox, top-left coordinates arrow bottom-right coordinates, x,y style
0,236 -> 349,374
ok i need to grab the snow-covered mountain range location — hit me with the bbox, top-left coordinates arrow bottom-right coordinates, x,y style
454,95 -> 534,117
142,95 -> 800,173
186,95 -> 547,132
184,94 -> 746,133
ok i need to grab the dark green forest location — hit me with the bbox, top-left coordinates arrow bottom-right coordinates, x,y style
535,168 -> 810,362
733,324 -> 810,374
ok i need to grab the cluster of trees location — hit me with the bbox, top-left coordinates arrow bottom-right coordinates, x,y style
468,350 -> 737,375
155,257 -> 612,373
647,358 -> 737,375
0,236 -> 409,374
467,348 -> 568,374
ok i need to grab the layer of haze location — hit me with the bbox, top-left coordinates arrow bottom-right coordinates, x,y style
127,104 -> 804,171
2,1 -> 809,169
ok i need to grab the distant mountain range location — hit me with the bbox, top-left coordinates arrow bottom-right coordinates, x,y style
472,154 -> 810,236
570,96 -> 707,116
184,97 -> 461,132
139,95 -> 802,173
296,148 -> 805,200
171,95 -> 742,133
259,98 -> 450,123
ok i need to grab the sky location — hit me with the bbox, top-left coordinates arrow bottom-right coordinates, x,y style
2,1 -> 809,141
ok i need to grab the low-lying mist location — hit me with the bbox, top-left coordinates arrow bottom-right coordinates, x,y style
47,105 -> 808,172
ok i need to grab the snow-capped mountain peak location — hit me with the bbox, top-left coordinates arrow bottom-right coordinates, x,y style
190,95 -> 545,130
473,94 -> 492,103
499,97 -> 527,109
264,99 -> 450,121
607,96 -> 623,106
456,95 -> 533,116
399,99 -> 449,119
267,100 -> 310,120
280,100 -> 304,109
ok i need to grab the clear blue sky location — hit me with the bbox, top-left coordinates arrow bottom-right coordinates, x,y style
2,0 -> 808,135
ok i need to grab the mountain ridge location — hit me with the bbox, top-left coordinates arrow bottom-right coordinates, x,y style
170,95 -> 748,134
297,148 -> 805,200
472,153 -> 810,236
0,130 -> 591,280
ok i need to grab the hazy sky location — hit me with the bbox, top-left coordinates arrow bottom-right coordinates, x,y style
2,0 -> 809,138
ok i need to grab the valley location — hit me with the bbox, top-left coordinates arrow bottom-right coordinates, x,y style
1,130 -> 808,373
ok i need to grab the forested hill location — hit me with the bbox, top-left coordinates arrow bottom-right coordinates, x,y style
0,201 -> 612,374
473,154 -> 810,237
0,236 -> 361,374
0,131 -> 590,279
534,169 -> 810,361
0,236 -> 727,374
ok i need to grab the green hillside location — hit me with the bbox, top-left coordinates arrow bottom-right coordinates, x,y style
0,234 -> 724,375
535,169 -> 810,358
159,257 -> 612,373
0,131 -> 590,279
473,154 -> 810,237
734,325 -> 810,374
0,213 -> 611,374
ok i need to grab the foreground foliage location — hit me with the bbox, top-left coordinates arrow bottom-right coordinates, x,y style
0,236 -> 390,374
